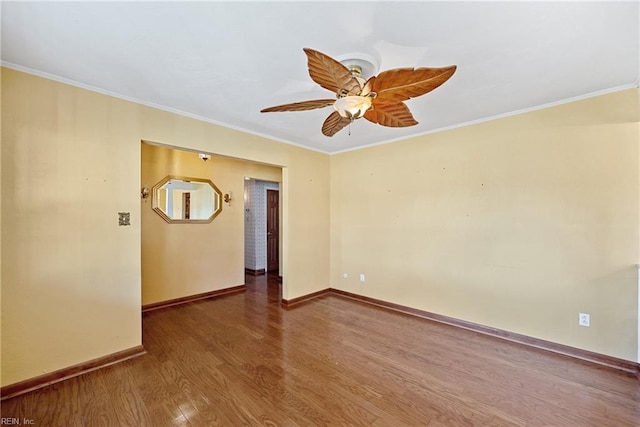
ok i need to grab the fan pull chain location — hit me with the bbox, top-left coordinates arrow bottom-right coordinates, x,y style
348,116 -> 356,136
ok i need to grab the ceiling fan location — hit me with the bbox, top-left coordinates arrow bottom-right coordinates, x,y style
261,48 -> 457,137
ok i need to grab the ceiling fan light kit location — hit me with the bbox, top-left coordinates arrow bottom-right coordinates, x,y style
333,95 -> 372,119
261,48 -> 457,137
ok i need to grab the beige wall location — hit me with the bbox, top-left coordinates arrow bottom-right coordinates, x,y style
2,64 -> 637,388
331,88 -> 640,362
1,68 -> 330,386
0,61 -> 4,382
141,143 -> 281,305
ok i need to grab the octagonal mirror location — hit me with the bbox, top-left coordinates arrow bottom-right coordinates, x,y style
152,175 -> 222,223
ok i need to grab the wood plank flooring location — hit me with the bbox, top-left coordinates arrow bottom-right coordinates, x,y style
2,274 -> 639,426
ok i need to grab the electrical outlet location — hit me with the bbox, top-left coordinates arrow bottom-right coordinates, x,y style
579,313 -> 590,327
359,273 -> 365,282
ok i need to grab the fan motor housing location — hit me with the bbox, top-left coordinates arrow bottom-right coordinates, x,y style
335,53 -> 379,80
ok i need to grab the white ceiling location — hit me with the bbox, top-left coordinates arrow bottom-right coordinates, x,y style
2,1 -> 638,154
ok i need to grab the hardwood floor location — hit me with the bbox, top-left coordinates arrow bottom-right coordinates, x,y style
2,274 -> 639,426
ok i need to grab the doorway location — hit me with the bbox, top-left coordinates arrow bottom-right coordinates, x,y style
244,179 -> 280,276
266,189 -> 279,273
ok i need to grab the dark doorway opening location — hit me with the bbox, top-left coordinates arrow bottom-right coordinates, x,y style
266,189 -> 279,274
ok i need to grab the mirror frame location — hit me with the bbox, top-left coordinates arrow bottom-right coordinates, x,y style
151,175 -> 223,224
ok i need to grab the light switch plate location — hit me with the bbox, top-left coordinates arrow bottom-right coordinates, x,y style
118,212 -> 131,226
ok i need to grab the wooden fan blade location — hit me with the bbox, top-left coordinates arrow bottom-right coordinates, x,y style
260,99 -> 335,113
322,111 -> 351,137
361,76 -> 376,97
364,102 -> 418,128
372,66 -> 457,103
304,48 -> 361,96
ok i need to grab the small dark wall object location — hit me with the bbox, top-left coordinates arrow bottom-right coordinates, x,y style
119,212 -> 131,226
